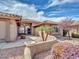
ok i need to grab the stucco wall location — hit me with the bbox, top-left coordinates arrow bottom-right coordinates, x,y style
0,40 -> 58,59
0,21 -> 6,40
26,40 -> 58,59
9,20 -> 17,41
0,19 -> 17,42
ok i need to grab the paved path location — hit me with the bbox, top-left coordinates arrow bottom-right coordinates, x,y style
0,36 -> 35,49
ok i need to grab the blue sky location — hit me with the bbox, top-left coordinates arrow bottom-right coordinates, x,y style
0,0 -> 79,21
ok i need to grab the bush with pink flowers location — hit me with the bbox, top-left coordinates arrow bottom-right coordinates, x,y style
52,42 -> 79,59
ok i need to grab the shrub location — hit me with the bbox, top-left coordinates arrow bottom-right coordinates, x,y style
51,42 -> 79,59
72,33 -> 79,38
52,42 -> 73,59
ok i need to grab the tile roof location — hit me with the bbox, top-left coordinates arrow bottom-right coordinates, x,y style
32,20 -> 58,27
0,12 -> 21,20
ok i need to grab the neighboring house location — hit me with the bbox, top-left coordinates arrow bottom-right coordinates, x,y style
44,20 -> 60,35
0,12 -> 21,42
58,19 -> 75,36
69,21 -> 79,36
32,20 -> 60,36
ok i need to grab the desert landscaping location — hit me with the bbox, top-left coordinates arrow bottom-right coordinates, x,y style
0,0 -> 79,59
0,12 -> 79,59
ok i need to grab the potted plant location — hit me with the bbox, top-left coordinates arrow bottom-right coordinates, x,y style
20,33 -> 26,39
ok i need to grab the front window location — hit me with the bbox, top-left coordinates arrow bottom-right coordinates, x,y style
52,26 -> 59,32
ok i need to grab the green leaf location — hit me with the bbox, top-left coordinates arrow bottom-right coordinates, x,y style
36,26 -> 52,32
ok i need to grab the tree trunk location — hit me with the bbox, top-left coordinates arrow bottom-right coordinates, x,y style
41,31 -> 44,41
44,32 -> 49,41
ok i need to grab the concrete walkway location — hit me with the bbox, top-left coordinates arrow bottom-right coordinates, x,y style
0,36 -> 35,49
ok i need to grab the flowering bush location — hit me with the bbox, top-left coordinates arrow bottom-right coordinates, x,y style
52,42 -> 79,59
75,45 -> 79,58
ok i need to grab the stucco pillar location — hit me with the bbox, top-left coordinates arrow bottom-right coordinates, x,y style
32,27 -> 35,35
24,47 -> 32,59
9,20 -> 17,41
5,20 -> 10,41
6,20 -> 17,42
59,28 -> 63,36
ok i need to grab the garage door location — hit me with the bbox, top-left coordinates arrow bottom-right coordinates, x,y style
0,21 -> 6,40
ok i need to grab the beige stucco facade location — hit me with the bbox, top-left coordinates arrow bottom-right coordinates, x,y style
69,25 -> 79,36
0,19 -> 18,42
9,20 -> 18,41
0,12 -> 21,42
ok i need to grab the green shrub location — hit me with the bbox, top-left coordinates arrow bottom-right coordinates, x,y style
72,33 -> 79,38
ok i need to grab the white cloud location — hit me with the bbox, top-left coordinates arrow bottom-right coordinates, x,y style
0,0 -> 48,21
48,14 -> 56,16
0,0 -> 78,22
0,0 -> 38,19
46,0 -> 79,8
0,0 -> 55,21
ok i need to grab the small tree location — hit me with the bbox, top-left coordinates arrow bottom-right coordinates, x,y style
59,17 -> 74,30
36,26 -> 52,41
59,17 -> 75,37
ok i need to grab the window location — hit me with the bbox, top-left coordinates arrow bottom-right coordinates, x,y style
52,26 -> 59,32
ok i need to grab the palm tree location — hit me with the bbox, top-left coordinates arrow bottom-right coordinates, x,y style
36,26 -> 52,41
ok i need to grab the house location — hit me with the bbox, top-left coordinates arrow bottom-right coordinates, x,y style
69,21 -> 79,36
32,20 -> 60,36
0,11 -> 61,42
59,21 -> 79,37
0,12 -> 21,42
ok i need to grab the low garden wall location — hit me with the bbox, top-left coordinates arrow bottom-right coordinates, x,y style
25,40 -> 58,59
0,40 -> 58,59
